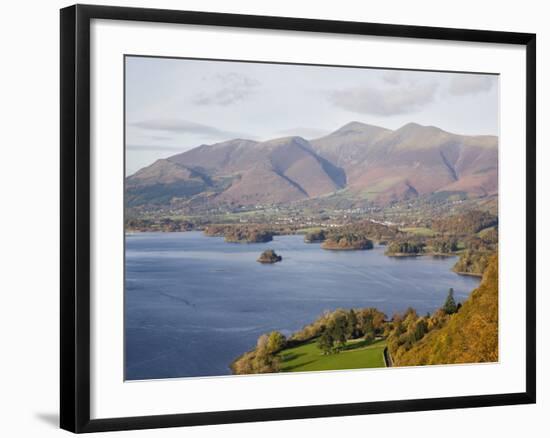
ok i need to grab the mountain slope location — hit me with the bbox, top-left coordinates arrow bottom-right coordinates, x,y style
168,139 -> 259,174
127,136 -> 345,207
126,121 -> 498,209
126,159 -> 215,207
311,122 -> 497,203
128,158 -> 207,186
395,254 -> 498,366
310,121 -> 392,167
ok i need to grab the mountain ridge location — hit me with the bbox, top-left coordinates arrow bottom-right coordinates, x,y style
126,122 -> 497,209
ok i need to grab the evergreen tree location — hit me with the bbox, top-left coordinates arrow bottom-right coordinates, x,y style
443,288 -> 458,315
413,319 -> 428,341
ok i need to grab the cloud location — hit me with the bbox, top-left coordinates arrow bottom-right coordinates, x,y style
192,72 -> 260,106
148,135 -> 172,141
328,82 -> 438,116
130,118 -> 246,139
382,70 -> 403,85
448,75 -> 496,96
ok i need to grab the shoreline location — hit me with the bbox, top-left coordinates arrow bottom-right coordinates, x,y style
127,231 -> 467,262
320,245 -> 373,251
385,252 -> 456,258
453,270 -> 483,277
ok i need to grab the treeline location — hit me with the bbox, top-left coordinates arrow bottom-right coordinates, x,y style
224,227 -> 274,243
384,234 -> 494,257
127,218 -> 407,250
231,331 -> 287,374
204,224 -> 274,243
453,250 -> 492,276
431,210 -> 497,235
321,233 -> 374,250
231,284 -> 467,375
386,215 -> 498,257
385,239 -> 426,256
464,229 -> 498,251
202,224 -> 228,237
428,237 -> 458,253
395,254 -> 498,366
231,280 -> 481,375
304,229 -> 327,243
452,228 -> 497,275
231,307 -> 387,374
125,218 -> 194,232
387,289 -> 460,363
304,221 -> 401,250
338,221 -> 402,242
386,236 -> 461,256
315,308 -> 386,354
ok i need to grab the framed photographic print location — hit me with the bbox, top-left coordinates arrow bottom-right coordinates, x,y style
60,4 -> 536,433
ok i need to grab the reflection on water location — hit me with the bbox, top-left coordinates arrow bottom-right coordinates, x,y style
125,232 -> 480,380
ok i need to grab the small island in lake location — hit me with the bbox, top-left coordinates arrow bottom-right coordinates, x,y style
204,225 -> 274,243
226,228 -> 273,243
384,239 -> 426,257
257,249 -> 282,264
321,233 -> 374,250
304,229 -> 327,243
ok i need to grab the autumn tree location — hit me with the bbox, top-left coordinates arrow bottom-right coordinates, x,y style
266,331 -> 286,353
250,333 -> 281,373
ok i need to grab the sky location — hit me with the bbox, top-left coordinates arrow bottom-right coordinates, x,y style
125,56 -> 499,175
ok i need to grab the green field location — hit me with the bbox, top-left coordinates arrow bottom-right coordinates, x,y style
279,338 -> 387,372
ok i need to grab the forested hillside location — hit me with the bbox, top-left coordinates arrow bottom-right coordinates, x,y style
394,254 -> 498,366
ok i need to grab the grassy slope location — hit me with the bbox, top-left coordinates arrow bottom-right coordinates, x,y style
396,254 -> 498,366
279,338 -> 387,372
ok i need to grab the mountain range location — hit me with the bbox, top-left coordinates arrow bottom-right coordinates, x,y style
126,121 -> 498,209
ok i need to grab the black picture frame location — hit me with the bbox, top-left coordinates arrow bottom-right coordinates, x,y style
60,4 -> 536,433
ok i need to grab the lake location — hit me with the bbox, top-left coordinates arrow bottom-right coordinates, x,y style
125,232 -> 480,380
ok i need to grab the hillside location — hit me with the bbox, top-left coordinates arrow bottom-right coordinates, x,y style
127,121 -> 498,209
394,254 -> 498,366
311,122 -> 497,203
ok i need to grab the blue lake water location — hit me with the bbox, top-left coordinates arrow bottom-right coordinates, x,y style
125,232 -> 480,380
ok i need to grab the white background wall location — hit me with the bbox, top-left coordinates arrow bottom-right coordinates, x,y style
0,0 -> 546,436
